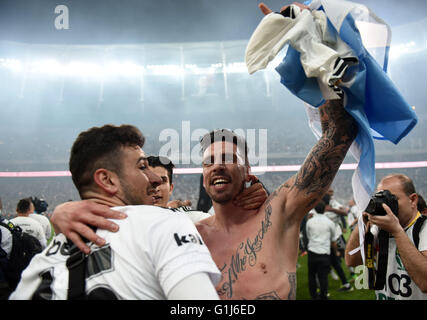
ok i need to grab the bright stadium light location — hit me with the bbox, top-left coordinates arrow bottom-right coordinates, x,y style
0,58 -> 23,73
63,61 -> 104,78
105,60 -> 144,77
389,41 -> 416,59
30,59 -> 63,75
146,64 -> 184,76
224,62 -> 247,73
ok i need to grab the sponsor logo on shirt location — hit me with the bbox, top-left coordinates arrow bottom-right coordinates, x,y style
174,233 -> 204,246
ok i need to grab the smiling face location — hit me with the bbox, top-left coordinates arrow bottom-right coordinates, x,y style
202,141 -> 249,204
149,165 -> 174,207
116,146 -> 162,206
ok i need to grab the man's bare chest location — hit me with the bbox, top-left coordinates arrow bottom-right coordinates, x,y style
199,206 -> 284,299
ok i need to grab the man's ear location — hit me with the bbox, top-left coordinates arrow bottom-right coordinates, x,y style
93,168 -> 120,195
169,182 -> 174,194
410,193 -> 418,210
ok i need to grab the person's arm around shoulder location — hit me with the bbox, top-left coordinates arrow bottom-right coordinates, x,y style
50,200 -> 127,254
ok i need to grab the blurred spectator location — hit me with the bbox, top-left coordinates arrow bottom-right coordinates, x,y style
323,189 -> 353,292
305,200 -> 337,300
29,197 -> 53,245
418,193 -> 427,216
10,199 -> 46,249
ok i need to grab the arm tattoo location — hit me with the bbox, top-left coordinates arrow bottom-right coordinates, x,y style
294,100 -> 357,208
287,272 -> 296,300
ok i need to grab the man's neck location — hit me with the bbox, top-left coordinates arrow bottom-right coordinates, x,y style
82,191 -> 125,208
402,209 -> 421,230
211,201 -> 257,231
17,212 -> 30,217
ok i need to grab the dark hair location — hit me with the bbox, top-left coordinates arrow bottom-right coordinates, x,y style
147,156 -> 175,184
382,174 -> 416,196
418,194 -> 427,213
315,200 -> 326,214
31,197 -> 48,214
69,124 -> 145,195
321,193 -> 331,205
200,129 -> 249,165
16,198 -> 32,214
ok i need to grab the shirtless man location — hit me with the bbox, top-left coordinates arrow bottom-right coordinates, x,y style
50,3 -> 357,300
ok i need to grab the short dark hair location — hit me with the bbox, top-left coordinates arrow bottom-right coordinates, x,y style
69,124 -> 145,196
315,200 -> 326,214
17,198 -> 32,214
417,194 -> 427,213
200,129 -> 249,165
147,156 -> 175,184
382,174 -> 416,196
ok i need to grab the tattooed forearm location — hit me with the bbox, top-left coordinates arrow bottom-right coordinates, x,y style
294,99 -> 357,204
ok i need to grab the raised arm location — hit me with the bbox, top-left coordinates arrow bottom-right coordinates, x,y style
272,98 -> 357,226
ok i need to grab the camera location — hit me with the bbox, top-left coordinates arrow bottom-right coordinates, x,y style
365,190 -> 398,216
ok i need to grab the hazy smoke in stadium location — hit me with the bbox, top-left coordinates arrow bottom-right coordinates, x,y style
0,0 -> 426,215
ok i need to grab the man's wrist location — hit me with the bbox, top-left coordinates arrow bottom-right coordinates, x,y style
390,225 -> 405,238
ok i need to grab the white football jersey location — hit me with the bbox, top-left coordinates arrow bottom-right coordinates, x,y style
375,217 -> 427,300
29,213 -> 52,243
9,216 -> 47,248
171,206 -> 212,223
10,205 -> 220,300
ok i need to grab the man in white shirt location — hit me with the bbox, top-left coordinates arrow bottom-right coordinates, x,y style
323,189 -> 352,291
9,124 -> 220,300
346,174 -> 427,300
46,3 -> 359,300
0,222 -> 13,299
10,199 -> 47,249
306,201 -> 338,300
29,198 -> 53,245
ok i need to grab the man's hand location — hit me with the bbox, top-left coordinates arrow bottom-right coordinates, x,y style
258,2 -> 309,16
167,199 -> 192,209
51,200 -> 127,254
233,175 -> 268,210
366,203 -> 403,236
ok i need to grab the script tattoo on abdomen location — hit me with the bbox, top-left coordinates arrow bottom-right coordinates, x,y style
217,203 -> 273,299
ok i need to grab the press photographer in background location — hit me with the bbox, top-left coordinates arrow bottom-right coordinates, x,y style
345,174 -> 427,300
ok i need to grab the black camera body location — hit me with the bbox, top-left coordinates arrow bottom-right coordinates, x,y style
365,190 -> 399,216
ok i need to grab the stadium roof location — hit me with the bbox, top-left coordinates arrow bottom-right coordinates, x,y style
0,0 -> 426,45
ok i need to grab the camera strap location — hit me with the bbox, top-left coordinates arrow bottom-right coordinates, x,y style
66,243 -> 87,300
412,214 -> 426,250
374,229 -> 389,290
364,230 -> 376,289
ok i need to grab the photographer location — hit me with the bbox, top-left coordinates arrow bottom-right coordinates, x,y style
345,174 -> 427,300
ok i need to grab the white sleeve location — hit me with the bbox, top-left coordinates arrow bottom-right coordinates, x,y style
167,272 -> 220,300
149,214 -> 221,297
331,221 -> 340,241
36,224 -> 47,248
42,217 -> 52,241
418,221 -> 427,252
